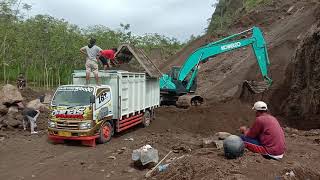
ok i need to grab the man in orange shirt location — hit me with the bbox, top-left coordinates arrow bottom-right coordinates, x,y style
99,48 -> 118,70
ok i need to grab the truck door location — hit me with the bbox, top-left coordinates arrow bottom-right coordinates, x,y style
93,88 -> 112,121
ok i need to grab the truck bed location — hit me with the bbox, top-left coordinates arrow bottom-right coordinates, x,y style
72,70 -> 160,119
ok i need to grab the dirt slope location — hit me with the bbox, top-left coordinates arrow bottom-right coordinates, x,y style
159,0 -> 320,127
281,20 -> 320,129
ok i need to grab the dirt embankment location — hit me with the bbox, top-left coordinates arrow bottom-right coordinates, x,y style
280,20 -> 320,129
157,0 -> 320,130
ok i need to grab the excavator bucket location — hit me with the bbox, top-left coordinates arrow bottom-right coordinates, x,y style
242,80 -> 270,94
176,94 -> 204,108
115,44 -> 162,78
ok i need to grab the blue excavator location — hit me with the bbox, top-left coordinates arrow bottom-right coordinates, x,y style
159,26 -> 272,107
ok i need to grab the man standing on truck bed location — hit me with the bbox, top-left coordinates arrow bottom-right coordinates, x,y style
99,48 -> 118,70
80,38 -> 102,85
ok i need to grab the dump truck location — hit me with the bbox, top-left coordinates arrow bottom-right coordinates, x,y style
48,70 -> 160,146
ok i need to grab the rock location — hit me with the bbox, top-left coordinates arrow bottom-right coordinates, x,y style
202,137 -> 216,148
124,137 -> 134,141
117,147 -> 127,154
0,84 -> 23,105
0,136 -> 5,141
7,119 -> 21,127
202,137 -> 223,149
287,6 -> 295,14
8,106 -> 19,114
3,115 -> 21,128
172,145 -> 192,153
0,104 -> 8,115
216,132 -> 232,140
107,156 -> 117,160
213,140 -> 224,149
0,116 -> 6,123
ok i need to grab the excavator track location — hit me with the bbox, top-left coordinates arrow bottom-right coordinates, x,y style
176,94 -> 204,108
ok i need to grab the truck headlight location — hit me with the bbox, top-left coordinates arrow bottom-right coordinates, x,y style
48,121 -> 56,128
79,122 -> 91,130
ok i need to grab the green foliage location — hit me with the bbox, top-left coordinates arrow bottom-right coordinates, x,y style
207,0 -> 270,34
0,2 -> 184,88
244,0 -> 270,11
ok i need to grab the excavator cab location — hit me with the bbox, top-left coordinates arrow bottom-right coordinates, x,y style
169,66 -> 180,80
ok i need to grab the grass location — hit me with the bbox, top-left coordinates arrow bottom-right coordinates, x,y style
244,0 -> 271,11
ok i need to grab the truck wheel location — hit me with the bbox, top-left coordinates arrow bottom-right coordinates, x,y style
142,111 -> 151,127
97,121 -> 113,144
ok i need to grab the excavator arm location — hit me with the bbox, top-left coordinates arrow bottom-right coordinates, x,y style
160,26 -> 271,93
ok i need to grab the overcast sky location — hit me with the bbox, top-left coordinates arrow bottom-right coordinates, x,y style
22,0 -> 217,41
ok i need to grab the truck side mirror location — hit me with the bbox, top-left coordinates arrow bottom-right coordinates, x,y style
90,95 -> 95,104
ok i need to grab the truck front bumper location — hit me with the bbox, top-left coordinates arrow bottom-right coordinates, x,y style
48,129 -> 99,147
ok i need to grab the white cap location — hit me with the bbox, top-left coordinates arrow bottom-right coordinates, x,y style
252,101 -> 268,111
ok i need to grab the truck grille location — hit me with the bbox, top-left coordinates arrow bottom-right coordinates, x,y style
56,121 -> 80,130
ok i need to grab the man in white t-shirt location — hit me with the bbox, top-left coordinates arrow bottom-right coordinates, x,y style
80,38 -> 102,85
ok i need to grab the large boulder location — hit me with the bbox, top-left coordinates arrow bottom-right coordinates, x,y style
0,84 -> 23,105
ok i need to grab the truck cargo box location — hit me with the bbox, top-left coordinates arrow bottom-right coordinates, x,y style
72,70 -> 160,119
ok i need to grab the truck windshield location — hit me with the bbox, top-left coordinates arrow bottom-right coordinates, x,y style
52,86 -> 94,106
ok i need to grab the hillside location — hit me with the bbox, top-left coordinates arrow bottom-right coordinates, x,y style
159,0 -> 320,129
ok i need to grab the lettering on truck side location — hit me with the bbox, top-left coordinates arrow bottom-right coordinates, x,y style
221,42 -> 241,51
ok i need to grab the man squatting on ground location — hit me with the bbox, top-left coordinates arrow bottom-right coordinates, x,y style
80,38 -> 102,85
240,101 -> 286,160
99,48 -> 118,70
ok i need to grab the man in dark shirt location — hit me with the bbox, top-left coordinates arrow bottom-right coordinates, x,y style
240,101 -> 286,160
22,108 -> 40,134
18,99 -> 43,134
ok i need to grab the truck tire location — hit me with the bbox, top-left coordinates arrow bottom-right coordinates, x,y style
97,121 -> 114,144
142,111 -> 151,127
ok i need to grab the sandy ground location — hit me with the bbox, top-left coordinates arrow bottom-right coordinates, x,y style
0,105 -> 319,180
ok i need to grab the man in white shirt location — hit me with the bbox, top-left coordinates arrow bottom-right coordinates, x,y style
80,38 -> 102,85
